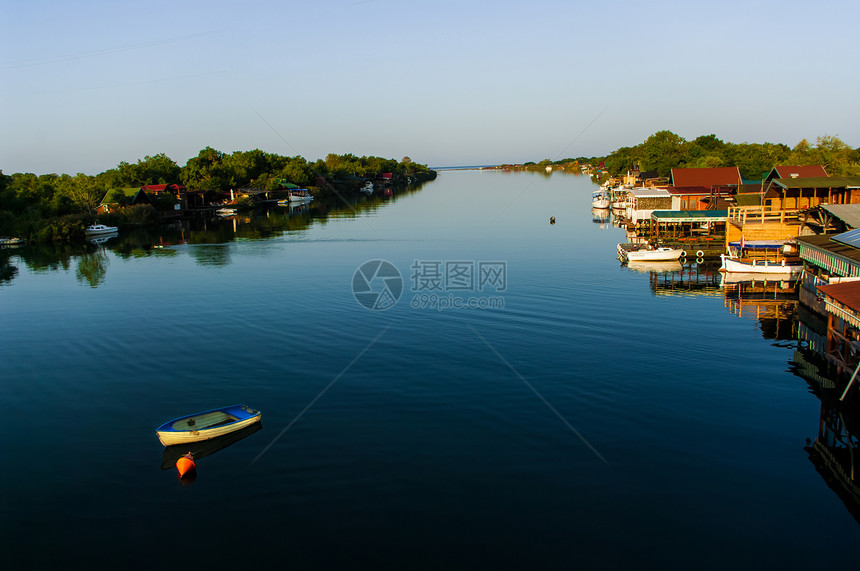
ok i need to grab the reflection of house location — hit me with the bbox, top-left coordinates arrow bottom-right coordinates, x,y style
648,265 -> 721,297
722,279 -> 798,339
816,280 -> 860,376
806,400 -> 860,525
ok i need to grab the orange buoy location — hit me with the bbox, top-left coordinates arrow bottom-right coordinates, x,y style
176,452 -> 196,478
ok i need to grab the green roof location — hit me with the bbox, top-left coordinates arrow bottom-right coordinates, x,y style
651,210 -> 728,222
773,176 -> 860,189
734,193 -> 763,206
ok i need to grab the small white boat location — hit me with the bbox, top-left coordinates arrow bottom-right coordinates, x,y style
215,208 -> 237,216
719,255 -> 802,276
289,189 -> 313,203
618,243 -> 684,262
0,237 -> 25,246
592,191 -> 610,209
720,271 -> 797,285
84,224 -> 118,235
155,404 -> 262,446
360,181 -> 374,195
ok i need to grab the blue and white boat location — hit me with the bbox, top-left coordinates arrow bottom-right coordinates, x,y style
156,404 -> 262,446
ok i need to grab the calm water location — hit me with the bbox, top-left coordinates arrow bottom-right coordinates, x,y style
1,170 -> 858,569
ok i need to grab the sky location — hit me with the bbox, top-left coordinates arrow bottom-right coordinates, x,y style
1,0 -> 858,175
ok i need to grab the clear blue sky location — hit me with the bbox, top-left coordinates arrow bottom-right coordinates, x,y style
1,0 -> 858,175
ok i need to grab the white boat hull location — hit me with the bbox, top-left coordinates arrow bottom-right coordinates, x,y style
156,414 -> 261,446
592,198 -> 610,209
719,255 -> 802,276
621,246 -> 684,262
84,225 -> 118,235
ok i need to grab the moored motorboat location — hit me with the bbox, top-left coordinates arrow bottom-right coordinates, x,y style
0,237 -> 25,246
84,224 -> 118,235
592,191 -> 610,209
215,208 -> 237,216
719,254 -> 803,276
288,189 -> 313,203
618,243 -> 684,262
155,404 -> 262,446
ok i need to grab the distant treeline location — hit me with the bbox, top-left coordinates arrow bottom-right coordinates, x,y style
0,149 -> 431,241
521,131 -> 860,180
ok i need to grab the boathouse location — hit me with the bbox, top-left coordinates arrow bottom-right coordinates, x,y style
763,176 -> 860,210
796,230 -> 860,316
627,187 -> 672,224
649,210 -> 728,257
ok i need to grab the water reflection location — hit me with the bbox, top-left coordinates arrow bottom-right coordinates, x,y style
75,250 -> 109,288
640,262 -> 722,297
626,260 -> 682,273
0,249 -> 18,284
711,270 -> 860,524
187,244 -> 231,267
0,182 -> 430,287
722,276 -> 798,340
806,398 -> 860,523
792,348 -> 860,523
159,422 -> 263,470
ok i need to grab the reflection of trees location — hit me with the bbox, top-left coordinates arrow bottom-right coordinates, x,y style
188,244 -> 231,267
0,251 -> 18,284
76,250 -> 108,288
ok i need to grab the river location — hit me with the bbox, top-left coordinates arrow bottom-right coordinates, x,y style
1,169 -> 857,569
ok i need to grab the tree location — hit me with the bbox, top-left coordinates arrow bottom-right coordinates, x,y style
62,173 -> 106,215
181,147 -> 230,191
639,130 -> 688,176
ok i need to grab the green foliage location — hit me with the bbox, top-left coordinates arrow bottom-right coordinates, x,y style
593,131 -> 852,180
2,148 -> 432,243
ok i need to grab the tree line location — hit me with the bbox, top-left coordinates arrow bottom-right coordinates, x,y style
0,149 -> 430,241
589,131 -> 860,180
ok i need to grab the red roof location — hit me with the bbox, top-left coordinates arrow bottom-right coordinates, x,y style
670,167 -> 742,187
818,281 -> 860,313
141,183 -> 187,193
666,186 -> 734,196
773,165 -> 828,178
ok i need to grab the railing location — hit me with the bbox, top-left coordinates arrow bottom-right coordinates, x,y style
727,206 -> 803,225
